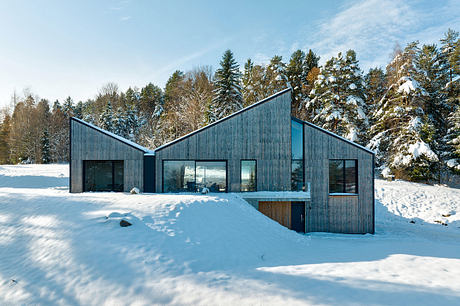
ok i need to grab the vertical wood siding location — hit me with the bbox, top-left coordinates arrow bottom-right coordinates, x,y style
304,124 -> 374,234
154,91 -> 292,192
259,201 -> 291,229
70,120 -> 145,193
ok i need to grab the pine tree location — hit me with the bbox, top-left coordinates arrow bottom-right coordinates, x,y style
41,128 -> 50,164
242,59 -> 266,106
210,49 -> 243,122
440,29 -> 460,174
265,55 -> 287,96
286,50 -> 307,115
307,50 -> 368,143
0,114 -> 11,164
74,101 -> 83,119
100,101 -> 114,132
369,42 -> 438,181
62,96 -> 74,118
113,107 -> 129,138
364,67 -> 386,126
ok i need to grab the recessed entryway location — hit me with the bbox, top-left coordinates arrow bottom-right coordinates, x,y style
259,201 -> 305,233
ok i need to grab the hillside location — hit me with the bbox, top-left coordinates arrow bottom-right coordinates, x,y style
0,164 -> 459,305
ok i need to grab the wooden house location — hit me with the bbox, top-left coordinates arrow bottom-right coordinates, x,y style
70,88 -> 374,234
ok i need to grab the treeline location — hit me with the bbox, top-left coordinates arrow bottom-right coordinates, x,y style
0,29 -> 459,183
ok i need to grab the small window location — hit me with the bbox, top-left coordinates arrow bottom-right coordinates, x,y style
241,160 -> 256,192
291,160 -> 304,191
329,159 -> 358,194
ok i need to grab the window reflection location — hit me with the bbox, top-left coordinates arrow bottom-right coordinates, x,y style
241,160 -> 256,192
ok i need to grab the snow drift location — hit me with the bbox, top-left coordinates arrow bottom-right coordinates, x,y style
0,164 -> 459,305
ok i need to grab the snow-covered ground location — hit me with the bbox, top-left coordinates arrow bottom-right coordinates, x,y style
0,164 -> 459,305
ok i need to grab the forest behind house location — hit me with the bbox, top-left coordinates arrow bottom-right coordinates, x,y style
0,29 -> 459,184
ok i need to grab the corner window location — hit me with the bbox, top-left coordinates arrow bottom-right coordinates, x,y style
241,160 -> 256,192
329,159 -> 358,194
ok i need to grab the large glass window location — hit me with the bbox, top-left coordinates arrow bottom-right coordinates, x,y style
84,160 -> 124,192
196,161 -> 227,192
291,119 -> 305,191
241,160 -> 256,192
329,159 -> 358,194
163,160 -> 227,193
163,161 -> 195,192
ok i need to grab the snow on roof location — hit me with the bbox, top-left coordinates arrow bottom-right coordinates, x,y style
71,117 -> 154,154
297,118 -> 375,154
154,88 -> 292,152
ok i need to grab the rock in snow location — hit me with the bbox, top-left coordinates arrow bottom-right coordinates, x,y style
120,219 -> 132,227
130,187 -> 140,194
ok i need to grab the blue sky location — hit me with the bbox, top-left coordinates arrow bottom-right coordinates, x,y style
0,0 -> 458,107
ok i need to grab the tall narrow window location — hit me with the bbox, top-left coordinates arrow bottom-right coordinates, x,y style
291,119 -> 304,191
329,159 -> 358,194
241,160 -> 256,192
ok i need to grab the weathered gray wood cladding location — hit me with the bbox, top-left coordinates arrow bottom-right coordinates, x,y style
304,123 -> 374,234
70,119 -> 145,193
154,89 -> 292,192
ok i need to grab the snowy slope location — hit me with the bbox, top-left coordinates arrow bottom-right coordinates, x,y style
0,165 -> 459,305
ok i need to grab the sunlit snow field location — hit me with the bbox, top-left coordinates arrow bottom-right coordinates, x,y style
0,164 -> 459,305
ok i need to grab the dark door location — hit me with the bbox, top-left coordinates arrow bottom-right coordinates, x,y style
291,201 -> 305,233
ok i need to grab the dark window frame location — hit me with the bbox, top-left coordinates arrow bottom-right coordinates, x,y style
83,160 -> 124,192
240,159 -> 257,192
162,159 -> 228,193
329,159 -> 358,195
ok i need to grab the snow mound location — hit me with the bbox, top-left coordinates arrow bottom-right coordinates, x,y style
1,165 -> 460,306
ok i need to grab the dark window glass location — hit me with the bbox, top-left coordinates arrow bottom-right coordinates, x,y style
329,160 -> 358,194
113,161 -> 124,192
329,160 -> 344,193
291,119 -> 303,159
196,161 -> 227,192
241,160 -> 256,192
163,161 -> 195,192
291,160 -> 304,191
84,161 -> 124,192
345,160 -> 358,193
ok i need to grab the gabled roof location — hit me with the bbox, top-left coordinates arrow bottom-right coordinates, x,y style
154,88 -> 292,152
71,117 -> 154,154
292,117 -> 375,155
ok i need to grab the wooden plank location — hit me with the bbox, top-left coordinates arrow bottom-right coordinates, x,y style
259,201 -> 291,229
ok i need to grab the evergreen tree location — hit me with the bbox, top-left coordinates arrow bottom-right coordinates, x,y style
440,29 -> 460,174
364,67 -> 386,126
100,101 -> 114,132
265,55 -> 287,96
41,128 -> 50,164
308,50 -> 368,143
242,59 -> 266,106
62,96 -> 74,118
113,107 -> 129,138
74,101 -> 84,119
446,107 -> 460,173
286,50 -> 307,115
0,114 -> 11,164
369,42 -> 438,181
210,49 -> 243,122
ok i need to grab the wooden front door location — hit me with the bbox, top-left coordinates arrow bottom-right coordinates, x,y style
259,201 -> 291,229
